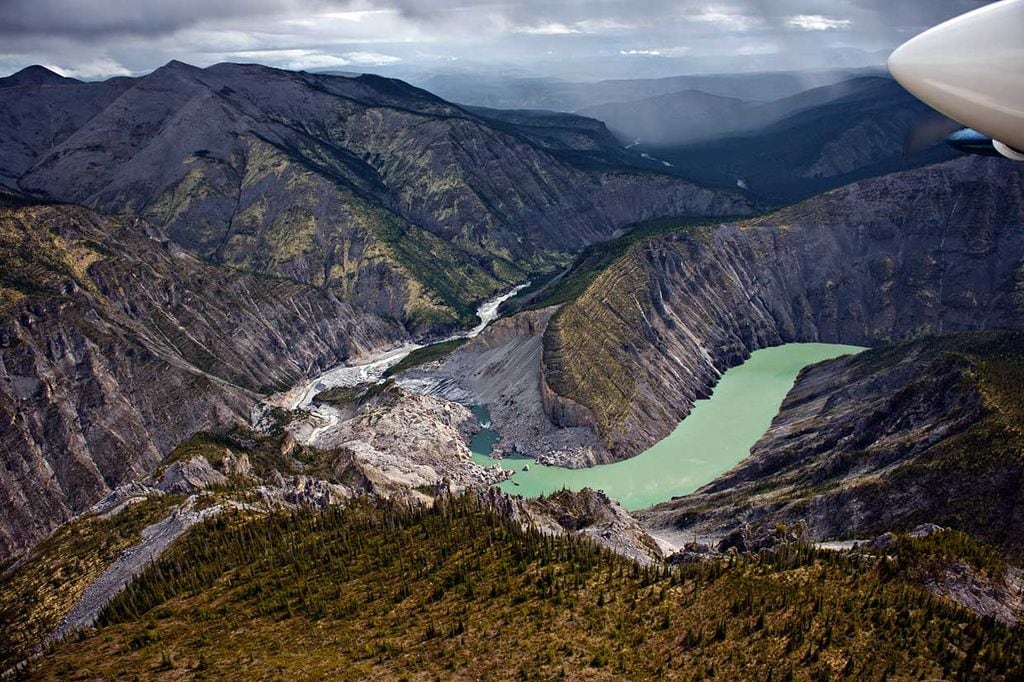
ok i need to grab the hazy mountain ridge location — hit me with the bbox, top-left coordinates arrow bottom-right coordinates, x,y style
415,68 -> 880,113
654,78 -> 957,203
581,76 -> 912,147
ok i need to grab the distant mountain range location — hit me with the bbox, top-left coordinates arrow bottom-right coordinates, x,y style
579,76 -> 911,147
408,68 -> 882,113
647,77 -> 958,203
0,62 -> 747,334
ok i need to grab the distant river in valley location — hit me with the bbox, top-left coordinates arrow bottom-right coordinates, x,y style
472,343 -> 864,510
276,283 -> 528,446
283,283 -> 530,412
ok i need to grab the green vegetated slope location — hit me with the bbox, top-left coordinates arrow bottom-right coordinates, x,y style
507,215 -> 727,313
22,495 -> 1024,680
643,331 -> 1024,558
383,339 -> 470,378
0,496 -> 181,671
144,134 -> 506,332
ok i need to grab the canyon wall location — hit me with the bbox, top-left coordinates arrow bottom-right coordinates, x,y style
0,203 -> 404,558
639,332 -> 1024,556
542,157 -> 1024,459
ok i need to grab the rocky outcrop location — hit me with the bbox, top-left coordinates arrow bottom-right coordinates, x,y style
299,382 -> 507,492
542,157 -> 1024,460
860,524 -> 1024,626
638,332 -> 1024,557
926,563 -> 1023,627
479,487 -> 662,565
397,307 -> 608,466
0,203 -> 405,559
526,488 -> 664,564
149,457 -> 229,494
256,473 -> 354,509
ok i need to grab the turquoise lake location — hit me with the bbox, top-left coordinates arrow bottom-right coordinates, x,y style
471,343 -> 864,510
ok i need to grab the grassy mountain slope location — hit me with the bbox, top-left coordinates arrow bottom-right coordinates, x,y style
20,495 -> 1024,680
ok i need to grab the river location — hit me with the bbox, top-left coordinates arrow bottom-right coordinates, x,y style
277,283 -> 529,444
472,343 -> 864,510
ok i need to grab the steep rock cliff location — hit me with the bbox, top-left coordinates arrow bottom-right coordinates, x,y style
0,203 -> 404,558
542,157 -> 1024,459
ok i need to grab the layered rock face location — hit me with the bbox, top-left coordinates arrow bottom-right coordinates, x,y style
0,203 -> 404,558
639,332 -> 1024,557
542,157 -> 1024,459
1,61 -> 749,332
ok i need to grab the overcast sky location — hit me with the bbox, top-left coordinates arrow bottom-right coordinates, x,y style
0,0 -> 994,80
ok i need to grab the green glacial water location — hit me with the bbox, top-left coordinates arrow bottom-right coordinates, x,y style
471,343 -> 864,510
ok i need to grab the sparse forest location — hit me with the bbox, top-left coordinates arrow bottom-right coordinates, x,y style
26,494 -> 1024,680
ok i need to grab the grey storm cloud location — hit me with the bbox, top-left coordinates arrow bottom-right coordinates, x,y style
0,0 -> 992,38
0,0 -> 997,78
0,0 -> 276,37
